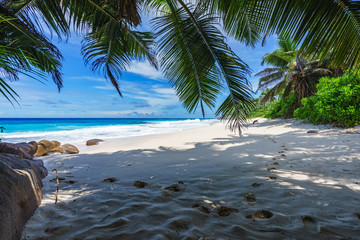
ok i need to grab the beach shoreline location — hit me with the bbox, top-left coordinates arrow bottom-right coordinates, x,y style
22,118 -> 360,239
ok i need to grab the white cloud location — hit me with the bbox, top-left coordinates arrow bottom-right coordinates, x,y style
127,60 -> 163,80
129,85 -> 179,106
94,85 -> 114,90
70,76 -> 106,82
153,87 -> 176,95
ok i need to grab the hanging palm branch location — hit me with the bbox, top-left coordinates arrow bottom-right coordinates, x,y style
0,3 -> 64,89
153,1 -> 253,134
201,0 -> 360,69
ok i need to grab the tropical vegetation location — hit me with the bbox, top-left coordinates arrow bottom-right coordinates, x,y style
255,35 -> 344,118
1,0 -> 360,132
295,72 -> 360,127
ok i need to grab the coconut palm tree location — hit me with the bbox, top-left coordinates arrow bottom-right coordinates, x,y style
1,0 -> 360,133
256,35 -> 343,104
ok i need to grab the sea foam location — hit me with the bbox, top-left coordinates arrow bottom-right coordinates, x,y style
2,119 -> 217,144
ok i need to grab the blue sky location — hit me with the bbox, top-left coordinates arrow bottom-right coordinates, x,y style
0,17 -> 278,118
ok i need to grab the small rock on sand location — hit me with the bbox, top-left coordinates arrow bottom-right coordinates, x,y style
61,144 -> 79,154
246,210 -> 273,219
86,139 -> 104,146
307,130 -> 318,134
133,180 -> 148,188
216,206 -> 239,217
102,177 -> 117,183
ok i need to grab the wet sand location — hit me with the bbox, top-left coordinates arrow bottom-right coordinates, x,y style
22,119 -> 360,239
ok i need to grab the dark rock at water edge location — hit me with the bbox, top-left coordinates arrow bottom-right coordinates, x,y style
0,153 -> 47,240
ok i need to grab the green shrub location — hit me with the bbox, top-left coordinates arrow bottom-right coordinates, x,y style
265,93 -> 298,119
294,72 -> 360,127
248,98 -> 274,118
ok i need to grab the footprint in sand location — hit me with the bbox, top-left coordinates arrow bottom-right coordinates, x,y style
355,213 -> 360,219
245,193 -> 256,202
281,145 -> 286,147
302,216 -> 317,232
165,184 -> 181,192
216,206 -> 239,217
278,151 -> 284,153
280,154 -> 287,157
272,157 -> 280,161
64,180 -> 77,184
246,210 -> 273,219
252,183 -> 263,188
133,180 -> 148,188
267,167 -> 276,172
268,176 -> 277,180
192,203 -> 210,214
102,177 -> 117,183
273,162 -> 279,166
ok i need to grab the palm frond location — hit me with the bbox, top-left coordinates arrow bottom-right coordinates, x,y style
153,1 -> 253,131
82,21 -> 156,96
203,0 -> 360,70
0,8 -> 64,91
257,70 -> 286,91
2,0 -> 69,38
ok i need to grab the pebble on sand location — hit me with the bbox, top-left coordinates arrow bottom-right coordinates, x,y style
246,210 -> 273,219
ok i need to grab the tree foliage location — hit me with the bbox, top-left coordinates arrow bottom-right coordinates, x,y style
1,0 -> 360,133
295,72 -> 360,127
256,35 -> 343,105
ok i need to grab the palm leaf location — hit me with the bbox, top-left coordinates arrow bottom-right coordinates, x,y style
153,1 -> 253,131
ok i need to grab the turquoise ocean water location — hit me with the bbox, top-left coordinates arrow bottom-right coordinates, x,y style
0,118 -> 216,144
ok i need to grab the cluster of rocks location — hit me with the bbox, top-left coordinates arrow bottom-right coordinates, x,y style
0,138 -> 102,239
0,141 -> 47,240
35,140 -> 79,156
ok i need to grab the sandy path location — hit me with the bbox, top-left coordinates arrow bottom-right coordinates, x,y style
22,119 -> 360,240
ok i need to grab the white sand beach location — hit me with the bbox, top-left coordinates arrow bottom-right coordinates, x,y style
22,119 -> 360,240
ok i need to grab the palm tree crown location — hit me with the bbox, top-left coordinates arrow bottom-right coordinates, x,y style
256,35 -> 343,104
